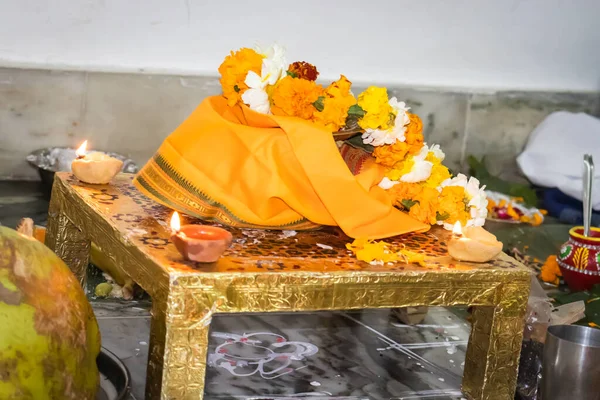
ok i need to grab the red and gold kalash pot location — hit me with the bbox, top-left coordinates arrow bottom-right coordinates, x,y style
558,226 -> 600,291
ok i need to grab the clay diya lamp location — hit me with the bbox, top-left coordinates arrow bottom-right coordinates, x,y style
448,222 -> 503,263
557,226 -> 600,292
170,212 -> 232,263
71,140 -> 123,184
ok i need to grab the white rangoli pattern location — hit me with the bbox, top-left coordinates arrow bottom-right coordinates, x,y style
208,332 -> 318,379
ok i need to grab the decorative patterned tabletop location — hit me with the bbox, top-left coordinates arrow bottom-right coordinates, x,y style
46,173 -> 530,400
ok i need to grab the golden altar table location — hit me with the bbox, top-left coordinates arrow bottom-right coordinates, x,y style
45,172 -> 531,400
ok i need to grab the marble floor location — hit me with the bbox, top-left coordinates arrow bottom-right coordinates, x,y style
1,180 -> 480,399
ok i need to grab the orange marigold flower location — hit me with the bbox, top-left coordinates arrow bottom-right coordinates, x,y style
409,187 -> 440,225
487,198 -> 497,213
532,212 -> 544,226
540,255 -> 561,285
288,61 -> 319,81
389,182 -> 423,205
373,141 -> 409,168
405,113 -> 424,155
218,48 -> 264,107
506,204 -> 520,220
437,186 -> 470,226
325,74 -> 352,97
313,75 -> 356,131
271,76 -> 325,120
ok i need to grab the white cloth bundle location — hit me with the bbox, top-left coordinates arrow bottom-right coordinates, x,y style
517,111 -> 600,211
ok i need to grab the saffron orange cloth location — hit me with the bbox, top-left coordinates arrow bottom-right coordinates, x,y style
134,96 -> 428,239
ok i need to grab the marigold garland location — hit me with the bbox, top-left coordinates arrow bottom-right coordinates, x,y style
217,43 -> 490,233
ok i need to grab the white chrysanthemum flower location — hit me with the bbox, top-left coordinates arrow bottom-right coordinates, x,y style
241,84 -> 270,114
255,43 -> 287,85
400,145 -> 433,183
428,144 -> 445,162
361,97 -> 410,147
378,176 -> 400,190
242,44 -> 288,114
438,173 -> 488,229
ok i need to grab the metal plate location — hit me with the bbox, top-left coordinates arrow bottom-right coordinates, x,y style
97,347 -> 131,400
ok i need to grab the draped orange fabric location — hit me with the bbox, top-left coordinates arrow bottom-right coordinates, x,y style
134,96 -> 429,239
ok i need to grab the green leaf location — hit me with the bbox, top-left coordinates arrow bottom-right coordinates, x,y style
313,96 -> 325,112
233,85 -> 240,93
589,284 -> 600,298
552,291 -> 590,305
286,70 -> 298,78
401,199 -> 418,210
345,135 -> 373,153
348,104 -> 365,117
436,211 -> 450,221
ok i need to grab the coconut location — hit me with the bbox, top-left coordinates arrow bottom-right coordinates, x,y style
0,226 -> 100,399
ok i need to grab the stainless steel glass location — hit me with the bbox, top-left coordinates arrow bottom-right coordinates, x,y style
542,324 -> 600,399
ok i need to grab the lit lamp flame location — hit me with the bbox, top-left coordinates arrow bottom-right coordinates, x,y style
170,211 -> 181,233
76,140 -> 88,158
452,221 -> 463,237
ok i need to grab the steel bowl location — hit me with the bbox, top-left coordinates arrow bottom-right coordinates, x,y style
97,347 -> 131,400
26,147 -> 138,198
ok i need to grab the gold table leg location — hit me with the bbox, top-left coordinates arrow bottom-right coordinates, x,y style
462,282 -> 529,400
145,295 -> 211,400
46,188 -> 91,288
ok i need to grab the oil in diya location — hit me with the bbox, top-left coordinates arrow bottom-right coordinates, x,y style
170,212 -> 233,263
448,221 -> 502,263
71,140 -> 123,184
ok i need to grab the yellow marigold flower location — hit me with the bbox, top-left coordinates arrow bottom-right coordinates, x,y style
540,255 -> 561,285
405,113 -> 424,155
399,249 -> 427,267
218,48 -> 264,107
357,86 -> 394,130
532,212 -> 544,226
386,168 -> 403,181
373,141 -> 409,168
288,61 -> 319,81
313,75 -> 356,132
271,76 -> 325,120
387,159 -> 414,179
423,164 -> 451,189
437,186 -> 470,227
346,238 -> 399,264
347,239 -> 429,266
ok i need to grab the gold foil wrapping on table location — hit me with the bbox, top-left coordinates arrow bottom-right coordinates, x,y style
46,173 -> 531,400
